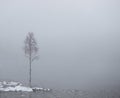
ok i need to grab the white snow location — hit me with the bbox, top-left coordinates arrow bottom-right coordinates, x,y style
15,86 -> 32,92
0,81 -> 51,92
3,86 -> 32,92
32,87 -> 44,90
0,81 -> 32,92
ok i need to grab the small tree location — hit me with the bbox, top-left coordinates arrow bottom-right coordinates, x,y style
24,32 -> 39,87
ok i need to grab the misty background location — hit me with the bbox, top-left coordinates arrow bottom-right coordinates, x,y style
0,0 -> 120,89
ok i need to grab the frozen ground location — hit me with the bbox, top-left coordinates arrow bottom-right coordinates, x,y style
0,81 -> 120,98
0,88 -> 120,98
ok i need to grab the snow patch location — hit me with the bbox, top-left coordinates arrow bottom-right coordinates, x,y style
0,81 -> 32,92
0,81 -> 51,92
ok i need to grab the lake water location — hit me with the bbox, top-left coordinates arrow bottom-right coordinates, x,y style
0,89 -> 120,98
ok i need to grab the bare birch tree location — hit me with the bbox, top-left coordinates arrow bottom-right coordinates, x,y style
24,32 -> 39,87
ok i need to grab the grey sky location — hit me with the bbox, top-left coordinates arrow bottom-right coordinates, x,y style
0,0 -> 120,89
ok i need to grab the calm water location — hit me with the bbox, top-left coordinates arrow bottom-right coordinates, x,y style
0,89 -> 120,98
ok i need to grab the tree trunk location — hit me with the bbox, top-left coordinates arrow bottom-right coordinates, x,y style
29,37 -> 32,88
29,54 -> 32,87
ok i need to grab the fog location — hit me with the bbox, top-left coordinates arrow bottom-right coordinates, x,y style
0,0 -> 120,89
